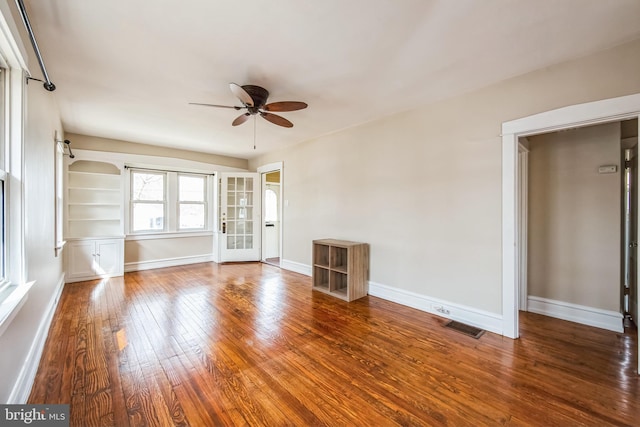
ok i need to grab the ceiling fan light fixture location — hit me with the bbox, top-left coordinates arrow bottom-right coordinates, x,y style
189,82 -> 307,134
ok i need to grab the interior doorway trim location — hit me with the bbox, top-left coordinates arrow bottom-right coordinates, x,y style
257,161 -> 283,265
517,142 -> 529,311
502,93 -> 640,339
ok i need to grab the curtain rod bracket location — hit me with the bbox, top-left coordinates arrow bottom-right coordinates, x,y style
56,139 -> 74,158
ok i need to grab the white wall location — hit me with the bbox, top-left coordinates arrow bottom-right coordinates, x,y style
0,5 -> 65,400
528,123 -> 621,312
250,38 -> 640,315
67,133 -> 248,170
125,235 -> 213,266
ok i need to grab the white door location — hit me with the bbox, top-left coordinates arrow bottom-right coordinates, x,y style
263,183 -> 280,259
220,172 -> 261,262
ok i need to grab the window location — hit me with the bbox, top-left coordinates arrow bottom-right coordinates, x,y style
0,67 -> 7,286
0,178 -> 5,283
129,169 -> 208,234
0,9 -> 30,333
131,171 -> 166,232
178,174 -> 206,230
264,188 -> 278,222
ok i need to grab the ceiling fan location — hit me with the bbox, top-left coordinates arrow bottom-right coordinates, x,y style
190,83 -> 307,128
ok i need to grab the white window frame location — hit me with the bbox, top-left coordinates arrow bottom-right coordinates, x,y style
126,168 -> 211,236
0,66 -> 7,289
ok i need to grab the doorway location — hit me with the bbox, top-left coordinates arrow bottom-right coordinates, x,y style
502,93 -> 640,340
622,120 -> 639,326
501,93 -> 640,374
519,122 -> 631,333
258,162 -> 283,267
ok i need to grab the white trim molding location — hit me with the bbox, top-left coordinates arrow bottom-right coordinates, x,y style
280,259 -> 503,335
124,254 -> 213,272
368,281 -> 503,336
8,275 -> 65,403
527,296 -> 623,333
280,259 -> 312,276
502,92 -> 640,339
0,281 -> 34,338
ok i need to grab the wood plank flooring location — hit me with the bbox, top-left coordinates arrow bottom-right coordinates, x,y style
29,262 -> 640,426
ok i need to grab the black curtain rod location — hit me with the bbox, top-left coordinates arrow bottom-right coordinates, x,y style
124,165 -> 215,176
15,0 -> 55,91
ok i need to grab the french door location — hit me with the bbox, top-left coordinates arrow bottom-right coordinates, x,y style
219,172 -> 261,262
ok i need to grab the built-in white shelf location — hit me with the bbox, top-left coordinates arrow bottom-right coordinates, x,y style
65,159 -> 125,282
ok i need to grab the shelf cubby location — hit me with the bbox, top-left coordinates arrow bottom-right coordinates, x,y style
313,266 -> 330,290
314,243 -> 330,267
330,271 -> 348,293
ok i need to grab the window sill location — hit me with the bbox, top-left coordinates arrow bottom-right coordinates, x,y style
0,281 -> 35,338
126,231 -> 213,241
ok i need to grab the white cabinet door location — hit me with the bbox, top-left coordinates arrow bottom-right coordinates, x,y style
95,239 -> 123,276
67,241 -> 96,279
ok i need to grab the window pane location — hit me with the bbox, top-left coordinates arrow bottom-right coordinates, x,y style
132,172 -> 164,201
0,180 -> 4,278
227,236 -> 243,250
179,175 -> 205,202
265,189 -> 278,222
179,204 -> 205,229
132,203 -> 164,231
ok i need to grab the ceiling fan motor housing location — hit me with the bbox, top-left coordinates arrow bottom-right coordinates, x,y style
242,85 -> 269,113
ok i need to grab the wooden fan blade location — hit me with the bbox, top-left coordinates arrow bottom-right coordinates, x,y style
263,101 -> 308,112
260,112 -> 293,128
230,83 -> 254,107
232,113 -> 251,126
189,102 -> 242,110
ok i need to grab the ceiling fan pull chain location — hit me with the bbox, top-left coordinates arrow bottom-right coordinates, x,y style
254,115 -> 257,150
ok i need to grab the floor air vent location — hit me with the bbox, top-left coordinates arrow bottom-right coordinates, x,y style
444,320 -> 485,339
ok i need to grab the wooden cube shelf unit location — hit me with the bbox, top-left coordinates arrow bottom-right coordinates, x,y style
312,239 -> 369,302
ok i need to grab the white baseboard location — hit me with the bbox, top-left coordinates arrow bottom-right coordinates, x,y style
369,281 -> 503,335
279,259 -> 503,335
280,259 -> 312,276
125,254 -> 213,272
527,296 -> 623,333
8,273 -> 66,404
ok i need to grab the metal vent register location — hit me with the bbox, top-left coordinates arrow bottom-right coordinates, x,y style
444,320 -> 485,339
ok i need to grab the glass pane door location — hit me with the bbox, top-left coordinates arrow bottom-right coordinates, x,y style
220,173 -> 260,262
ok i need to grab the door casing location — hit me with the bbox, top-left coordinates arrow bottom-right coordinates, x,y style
502,93 -> 640,340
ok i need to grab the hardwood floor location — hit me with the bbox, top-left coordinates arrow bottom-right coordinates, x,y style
264,257 -> 280,267
29,262 -> 640,426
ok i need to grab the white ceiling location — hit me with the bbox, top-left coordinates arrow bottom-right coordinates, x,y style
23,0 -> 640,160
